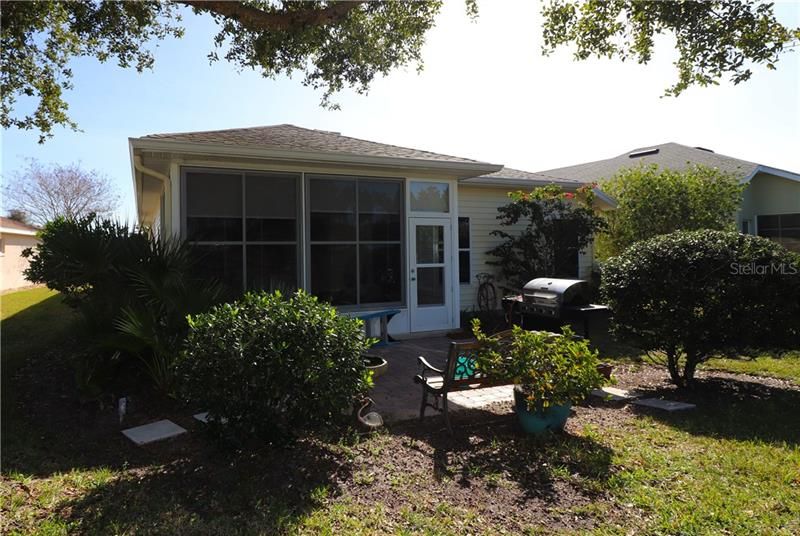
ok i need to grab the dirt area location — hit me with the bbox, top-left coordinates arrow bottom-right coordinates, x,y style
4,346 -> 799,534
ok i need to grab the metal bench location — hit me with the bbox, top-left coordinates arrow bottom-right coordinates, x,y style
354,309 -> 401,347
414,330 -> 513,433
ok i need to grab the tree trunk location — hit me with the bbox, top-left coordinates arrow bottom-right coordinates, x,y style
666,350 -> 685,387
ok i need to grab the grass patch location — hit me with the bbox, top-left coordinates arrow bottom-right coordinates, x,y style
704,351 -> 800,382
1,287 -> 78,376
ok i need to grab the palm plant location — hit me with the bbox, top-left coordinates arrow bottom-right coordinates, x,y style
113,237 -> 224,393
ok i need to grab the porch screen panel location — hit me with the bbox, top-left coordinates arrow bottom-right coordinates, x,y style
186,172 -> 242,241
245,173 -> 299,291
758,213 -> 800,252
309,175 -> 403,306
359,180 -> 402,303
184,169 -> 300,294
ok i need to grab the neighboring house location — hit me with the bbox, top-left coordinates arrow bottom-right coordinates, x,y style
535,142 -> 800,253
129,124 -> 615,335
0,217 -> 39,291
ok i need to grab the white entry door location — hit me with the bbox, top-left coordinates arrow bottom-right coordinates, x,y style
409,218 -> 452,332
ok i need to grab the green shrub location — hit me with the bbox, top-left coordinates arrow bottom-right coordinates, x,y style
472,322 -> 604,410
597,164 -> 744,259
177,290 -> 373,445
602,230 -> 800,387
23,214 -> 222,393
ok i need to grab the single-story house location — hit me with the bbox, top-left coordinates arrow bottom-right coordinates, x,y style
0,217 -> 39,291
534,142 -> 800,253
129,124 -> 615,335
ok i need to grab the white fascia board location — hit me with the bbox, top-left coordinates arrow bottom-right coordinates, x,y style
0,227 -> 38,236
128,139 -> 140,221
745,165 -> 800,184
129,138 -> 503,178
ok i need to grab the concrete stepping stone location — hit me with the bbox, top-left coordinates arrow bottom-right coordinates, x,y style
632,398 -> 696,412
122,419 -> 187,445
193,412 -> 228,424
591,387 -> 642,401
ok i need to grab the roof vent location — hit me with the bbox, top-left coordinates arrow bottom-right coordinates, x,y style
694,146 -> 714,153
629,148 -> 659,158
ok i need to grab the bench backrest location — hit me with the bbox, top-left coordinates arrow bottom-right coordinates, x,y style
444,330 -> 514,389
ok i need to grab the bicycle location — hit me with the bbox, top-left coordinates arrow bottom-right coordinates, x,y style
475,272 -> 497,312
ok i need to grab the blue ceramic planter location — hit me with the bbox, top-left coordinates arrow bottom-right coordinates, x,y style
513,387 -> 572,435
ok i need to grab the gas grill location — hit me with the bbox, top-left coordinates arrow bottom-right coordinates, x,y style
503,277 -> 609,338
519,278 -> 590,319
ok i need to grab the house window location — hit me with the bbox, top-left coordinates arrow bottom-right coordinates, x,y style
184,169 -> 300,293
741,219 -> 751,234
757,213 -> 800,252
458,217 -> 470,284
308,175 -> 403,306
410,181 -> 449,213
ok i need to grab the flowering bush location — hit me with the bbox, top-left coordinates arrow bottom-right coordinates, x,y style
487,184 -> 606,289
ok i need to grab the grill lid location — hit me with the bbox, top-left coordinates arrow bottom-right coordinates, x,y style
522,278 -> 590,308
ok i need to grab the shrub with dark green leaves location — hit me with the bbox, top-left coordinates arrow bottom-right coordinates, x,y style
177,290 -> 373,445
23,214 -> 222,394
602,230 -> 800,387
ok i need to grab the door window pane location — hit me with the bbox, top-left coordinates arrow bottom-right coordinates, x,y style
191,245 -> 243,294
186,172 -> 243,241
246,174 -> 298,241
410,182 -> 449,212
246,245 -> 297,292
360,244 -> 402,303
417,267 -> 444,305
416,225 -> 444,264
309,178 -> 356,241
310,244 -> 357,305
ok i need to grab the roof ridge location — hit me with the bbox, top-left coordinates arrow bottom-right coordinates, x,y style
141,123 -> 299,138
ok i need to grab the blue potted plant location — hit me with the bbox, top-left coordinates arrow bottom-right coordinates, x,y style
473,322 -> 605,435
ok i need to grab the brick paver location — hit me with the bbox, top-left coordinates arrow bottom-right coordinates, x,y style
368,336 -> 513,423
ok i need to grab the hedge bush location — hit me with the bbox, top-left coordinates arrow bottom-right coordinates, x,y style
177,290 -> 373,445
602,230 -> 800,386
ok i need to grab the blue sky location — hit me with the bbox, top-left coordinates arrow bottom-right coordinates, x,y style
3,0 -> 799,221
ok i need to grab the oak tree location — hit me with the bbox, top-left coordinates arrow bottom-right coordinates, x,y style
2,1 -> 798,142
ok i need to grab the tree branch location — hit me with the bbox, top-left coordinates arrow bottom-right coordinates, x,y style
176,1 -> 364,32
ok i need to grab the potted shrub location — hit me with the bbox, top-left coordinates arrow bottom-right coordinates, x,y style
473,322 -> 605,435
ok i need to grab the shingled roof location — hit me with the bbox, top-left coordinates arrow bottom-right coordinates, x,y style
464,166 -> 584,186
139,124 -> 490,165
534,143 -> 766,183
0,217 -> 38,234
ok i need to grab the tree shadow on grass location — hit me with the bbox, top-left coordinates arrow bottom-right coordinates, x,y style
392,408 -> 613,505
57,438 -> 354,535
628,376 -> 800,446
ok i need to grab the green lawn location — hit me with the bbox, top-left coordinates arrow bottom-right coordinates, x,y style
1,287 -> 79,377
705,352 -> 800,382
2,288 -> 799,534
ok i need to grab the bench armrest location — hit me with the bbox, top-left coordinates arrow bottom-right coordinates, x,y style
417,355 -> 444,376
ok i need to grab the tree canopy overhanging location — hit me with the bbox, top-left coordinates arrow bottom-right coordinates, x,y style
1,0 -> 798,142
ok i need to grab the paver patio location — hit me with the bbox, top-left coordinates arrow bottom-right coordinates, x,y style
368,335 -> 513,422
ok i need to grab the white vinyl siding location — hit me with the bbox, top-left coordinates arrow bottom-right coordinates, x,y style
457,185 -> 596,311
